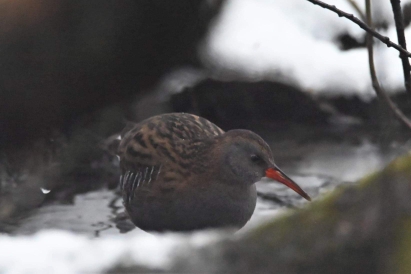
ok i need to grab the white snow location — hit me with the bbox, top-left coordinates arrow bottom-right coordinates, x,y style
203,0 -> 411,98
0,230 -> 222,274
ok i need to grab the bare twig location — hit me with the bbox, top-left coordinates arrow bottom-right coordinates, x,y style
305,0 -> 411,58
365,0 -> 411,129
390,0 -> 411,95
346,0 -> 366,22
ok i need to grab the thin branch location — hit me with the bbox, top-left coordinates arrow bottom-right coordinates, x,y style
365,0 -> 411,129
346,0 -> 366,22
390,0 -> 411,95
306,0 -> 411,58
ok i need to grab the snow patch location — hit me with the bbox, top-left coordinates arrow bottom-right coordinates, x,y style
204,0 -> 411,98
0,230 -> 222,274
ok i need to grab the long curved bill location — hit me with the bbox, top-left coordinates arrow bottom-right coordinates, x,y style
265,166 -> 311,201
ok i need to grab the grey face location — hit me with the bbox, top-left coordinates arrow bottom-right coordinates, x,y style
224,140 -> 272,185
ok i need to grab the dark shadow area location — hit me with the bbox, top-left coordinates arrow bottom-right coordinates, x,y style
0,0 -> 223,146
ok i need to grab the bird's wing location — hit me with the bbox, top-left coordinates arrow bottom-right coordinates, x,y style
118,120 -> 164,203
120,165 -> 162,204
117,113 -> 224,201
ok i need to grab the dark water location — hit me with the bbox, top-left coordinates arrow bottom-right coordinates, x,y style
6,126 -> 411,237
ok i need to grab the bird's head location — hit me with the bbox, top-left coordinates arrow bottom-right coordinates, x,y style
215,129 -> 311,201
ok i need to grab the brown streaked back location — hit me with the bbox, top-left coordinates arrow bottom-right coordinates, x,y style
117,113 -> 224,204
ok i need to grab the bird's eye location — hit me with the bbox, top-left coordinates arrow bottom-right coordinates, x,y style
250,154 -> 262,163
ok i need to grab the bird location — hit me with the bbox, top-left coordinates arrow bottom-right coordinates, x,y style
117,113 -> 311,232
